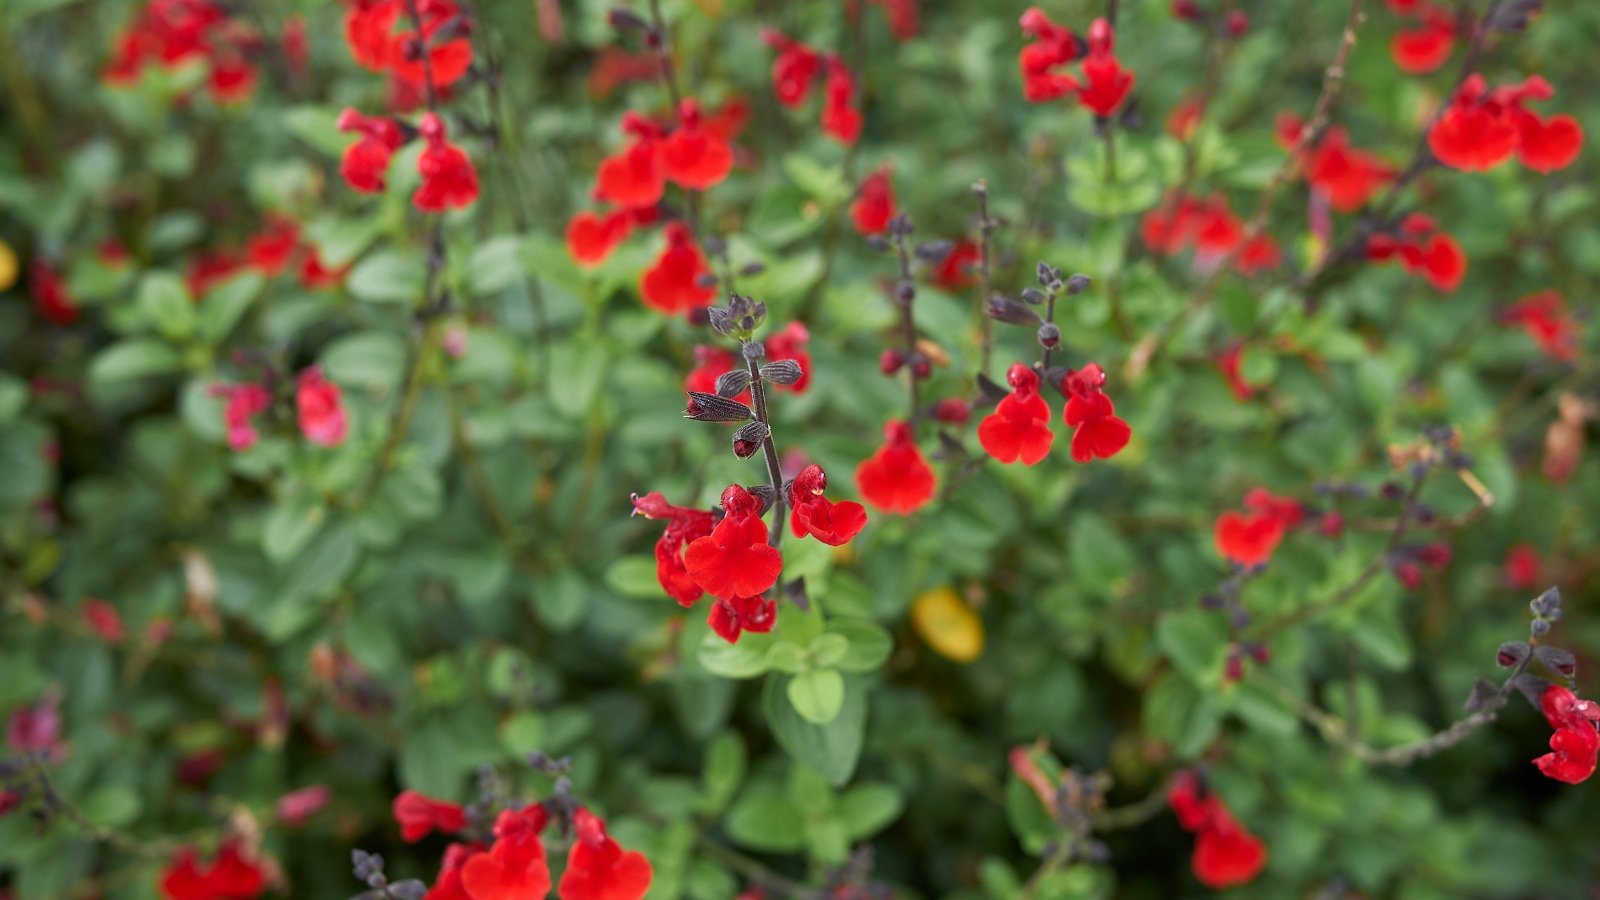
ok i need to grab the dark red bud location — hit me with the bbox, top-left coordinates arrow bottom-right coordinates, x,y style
911,357 -> 932,379
934,398 -> 970,424
880,349 -> 905,375
1224,10 -> 1249,37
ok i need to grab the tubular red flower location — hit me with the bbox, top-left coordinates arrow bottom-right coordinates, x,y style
851,167 -> 896,236
820,57 -> 864,144
1428,74 -> 1521,171
1306,128 -> 1395,212
683,485 -> 783,600
296,367 -> 348,447
1213,509 -> 1285,566
1390,7 -> 1455,74
1501,290 -> 1579,361
763,322 -> 812,393
856,420 -> 937,514
978,363 -> 1054,465
1018,7 -> 1081,103
414,113 -> 480,212
338,108 -> 406,194
788,464 -> 868,545
1533,685 -> 1600,785
159,840 -> 267,900
559,808 -> 654,900
1167,772 -> 1268,889
707,594 -> 779,643
1076,19 -> 1133,117
214,382 -> 272,451
631,491 -> 716,606
460,808 -> 553,900
639,222 -> 716,315
392,789 -> 467,842
762,29 -> 823,108
1061,363 -> 1130,463
662,98 -> 735,190
566,210 -> 636,268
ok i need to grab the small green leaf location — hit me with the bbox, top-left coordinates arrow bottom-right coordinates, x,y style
764,673 -> 865,786
347,249 -> 425,305
89,340 -> 184,384
838,783 -> 903,840
787,667 -> 845,724
828,619 -> 893,673
197,273 -> 265,342
323,330 -> 408,392
697,632 -> 771,680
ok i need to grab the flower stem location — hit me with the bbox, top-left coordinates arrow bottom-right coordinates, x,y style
745,354 -> 787,548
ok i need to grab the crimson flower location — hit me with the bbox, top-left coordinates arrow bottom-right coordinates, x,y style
1244,487 -> 1305,528
187,250 -> 244,298
639,222 -> 716,315
684,345 -> 743,400
213,382 -> 272,451
820,57 -> 864,144
1306,127 -> 1395,212
566,209 -> 637,268
788,464 -> 868,546
631,491 -> 716,606
856,420 -> 937,515
346,0 -> 402,70
393,790 -> 468,843
460,807 -> 553,900
1366,213 -> 1465,292
851,167 -> 896,236
707,594 -> 778,644
1502,543 -> 1543,590
1390,4 -> 1455,74
245,215 -> 302,276
978,363 -> 1054,465
387,0 -> 474,89
595,114 -> 666,209
1062,363 -> 1130,463
761,29 -> 823,108
30,261 -> 80,326
1215,345 -> 1257,401
1018,7 -> 1081,103
1236,234 -> 1281,275
1501,290 -> 1579,361
415,112 -> 480,212
661,98 -> 735,190
424,841 -> 482,900
159,841 -> 266,900
82,598 -> 126,642
683,485 -> 783,601
764,322 -> 812,393
1430,75 -> 1582,174
1213,510 -> 1284,567
7,691 -> 61,755
1077,18 -> 1133,117
559,808 -> 654,900
1167,772 -> 1268,890
296,367 -> 348,447
337,108 -> 406,193
931,240 -> 980,290
1533,684 -> 1600,784
104,0 -> 258,104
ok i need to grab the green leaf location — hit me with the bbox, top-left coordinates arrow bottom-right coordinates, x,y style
837,783 -> 903,839
1155,609 -> 1228,682
135,271 -> 196,340
79,784 -> 141,828
782,154 -> 852,206
347,249 -> 426,305
604,555 -> 664,599
701,731 -> 747,815
263,497 -> 326,563
197,273 -> 265,343
763,672 -> 866,786
89,340 -> 184,384
828,619 -> 893,673
787,667 -> 845,724
323,330 -> 408,392
697,632 -> 772,680
725,781 -> 806,853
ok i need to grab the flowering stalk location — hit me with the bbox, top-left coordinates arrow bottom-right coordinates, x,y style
744,343 -> 787,547
888,216 -> 923,433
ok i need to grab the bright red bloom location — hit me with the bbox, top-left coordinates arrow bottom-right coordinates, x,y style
639,222 -> 716,315
1243,487 -> 1305,528
1018,7 -> 1081,103
159,841 -> 266,900
345,0 -> 401,70
566,210 -> 636,268
856,420 -> 937,515
392,790 -> 468,843
82,598 -> 126,642
1517,111 -> 1584,174
299,248 -> 350,291
684,485 -> 783,601
1141,194 -> 1205,255
208,53 -> 258,104
424,842 -> 481,900
820,57 -> 864,145
213,382 -> 271,451
932,240 -> 980,290
414,112 -> 479,212
1428,74 -> 1579,173
7,692 -> 61,755
387,0 -> 474,89
631,491 -> 716,607
1533,685 -> 1600,785
104,0 -> 258,103
1167,771 -> 1268,890
1235,234 -> 1281,274
245,216 -> 302,276
1213,510 -> 1284,566
1306,128 -> 1395,212
684,346 -> 742,400
187,250 -> 244,298
707,594 -> 778,644
1502,543 -> 1543,590
1501,290 -> 1579,361
559,808 -> 654,900
30,261 -> 80,326
296,367 -> 348,447
788,464 -> 868,546
978,363 -> 1054,465
761,29 -> 823,108
1367,213 -> 1466,292
595,114 -> 666,208
1216,344 -> 1257,400
1061,363 -> 1130,463
764,322 -> 812,393
1390,6 -> 1455,74
662,98 -> 734,191
338,108 -> 406,194
460,808 -> 552,900
851,167 -> 896,236
1077,19 -> 1133,117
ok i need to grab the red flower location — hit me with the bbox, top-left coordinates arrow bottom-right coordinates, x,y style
105,0 -> 257,103
684,346 -> 742,400
187,249 -> 244,298
631,491 -> 716,607
274,785 -> 330,827
213,382 -> 271,451
159,841 -> 266,900
30,261 -> 80,326
639,222 -> 716,315
338,108 -> 406,193
1306,127 -> 1395,212
1517,111 -> 1584,174
788,464 -> 868,546
855,420 -> 936,514
566,210 -> 636,268
978,363 -> 1054,465
392,790 -> 468,843
1167,772 -> 1268,890
1533,685 -> 1600,785
1501,290 -> 1579,361
661,98 -> 735,191
1141,193 -> 1205,255
387,0 -> 474,89
1077,19 -> 1133,117
345,0 -> 401,71
82,598 -> 126,642
1235,234 -> 1281,274
684,485 -> 783,601
931,240 -> 980,290
425,842 -> 482,900
1367,213 -> 1465,292
415,112 -> 479,212
559,808 -> 654,900
1502,543 -> 1543,590
1213,510 -> 1284,566
761,29 -> 823,108
764,322 -> 812,393
208,54 -> 258,104
1244,487 -> 1305,528
296,367 -> 348,447
1018,7 -> 1081,103
867,0 -> 920,40
851,167 -> 896,236
7,691 -> 61,755
245,215 -> 302,276
460,807 -> 552,900
1061,363 -> 1130,463
1166,95 -> 1205,141
594,113 -> 667,210
1427,74 -> 1580,173
707,594 -> 778,643
299,248 -> 350,291
820,57 -> 864,145
1390,7 -> 1455,74
1216,344 -> 1258,400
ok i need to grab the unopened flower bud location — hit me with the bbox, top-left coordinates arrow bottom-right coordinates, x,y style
1224,10 -> 1249,37
1065,273 -> 1092,295
1037,322 -> 1061,349
732,421 -> 770,458
880,349 -> 905,375
910,356 -> 932,379
934,397 -> 970,424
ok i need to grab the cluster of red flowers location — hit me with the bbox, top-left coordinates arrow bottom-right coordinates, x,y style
1140,193 -> 1281,274
344,0 -> 473,92
1167,772 -> 1269,889
159,840 -> 267,900
389,791 -> 652,900
104,0 -> 260,104
1533,684 -> 1600,784
211,366 -> 347,452
1365,213 -> 1466,292
1018,11 -> 1133,117
1386,0 -> 1456,75
1212,488 -> 1306,567
1429,75 -> 1583,174
1276,116 -> 1397,213
761,30 -> 864,144
978,363 -> 1131,466
1501,290 -> 1580,361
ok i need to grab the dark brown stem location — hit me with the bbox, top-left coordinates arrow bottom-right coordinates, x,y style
891,233 -> 921,434
746,353 -> 787,547
972,181 -> 997,379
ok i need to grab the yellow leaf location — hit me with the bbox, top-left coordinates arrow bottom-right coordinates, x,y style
911,586 -> 984,663
0,240 -> 17,293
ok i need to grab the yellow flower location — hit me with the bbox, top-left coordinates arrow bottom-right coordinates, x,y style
0,240 -> 18,292
911,586 -> 984,663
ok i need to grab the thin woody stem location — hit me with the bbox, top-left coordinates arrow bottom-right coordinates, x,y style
746,352 -> 787,548
892,232 -> 922,434
972,181 -> 997,379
